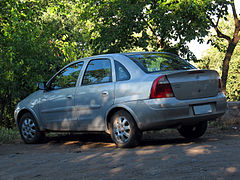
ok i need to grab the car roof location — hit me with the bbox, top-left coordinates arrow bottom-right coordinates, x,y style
93,51 -> 177,56
67,52 -> 181,68
75,51 -> 178,61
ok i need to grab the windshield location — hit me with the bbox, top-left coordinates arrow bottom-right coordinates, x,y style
126,53 -> 195,73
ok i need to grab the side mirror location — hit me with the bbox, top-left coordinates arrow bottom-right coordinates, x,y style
37,82 -> 47,90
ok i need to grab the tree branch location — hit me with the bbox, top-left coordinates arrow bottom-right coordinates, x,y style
216,6 -> 223,27
231,2 -> 240,41
231,1 -> 239,25
141,6 -> 164,49
142,17 -> 162,49
207,15 -> 231,43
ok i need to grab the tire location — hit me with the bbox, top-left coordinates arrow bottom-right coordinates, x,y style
109,110 -> 142,148
19,113 -> 45,144
178,121 -> 208,139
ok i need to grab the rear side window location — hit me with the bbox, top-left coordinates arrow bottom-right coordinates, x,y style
126,53 -> 195,73
82,59 -> 112,85
114,61 -> 130,81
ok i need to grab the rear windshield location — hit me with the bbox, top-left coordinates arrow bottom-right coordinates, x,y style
126,53 -> 195,73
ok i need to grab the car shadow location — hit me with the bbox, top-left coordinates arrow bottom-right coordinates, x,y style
140,136 -> 207,147
45,132 -> 113,143
43,132 -> 210,148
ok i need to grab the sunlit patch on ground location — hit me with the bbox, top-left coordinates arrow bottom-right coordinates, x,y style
185,145 -> 212,156
135,149 -> 156,155
111,167 -> 122,174
226,167 -> 237,173
64,141 -> 80,145
176,142 -> 194,146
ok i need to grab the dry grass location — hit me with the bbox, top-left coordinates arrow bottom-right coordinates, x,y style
209,102 -> 240,130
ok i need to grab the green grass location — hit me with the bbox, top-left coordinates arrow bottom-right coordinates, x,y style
0,126 -> 20,144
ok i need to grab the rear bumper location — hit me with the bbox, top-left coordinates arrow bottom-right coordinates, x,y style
127,92 -> 227,131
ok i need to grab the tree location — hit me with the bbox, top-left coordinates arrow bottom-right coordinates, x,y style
0,0 -> 90,127
82,0 -> 214,60
82,1 -> 238,56
0,0 -> 51,127
83,0 -> 239,93
206,0 -> 240,93
198,13 -> 240,101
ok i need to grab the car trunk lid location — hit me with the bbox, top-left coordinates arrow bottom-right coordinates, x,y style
166,70 -> 219,100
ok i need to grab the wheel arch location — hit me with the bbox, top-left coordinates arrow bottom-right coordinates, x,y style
16,108 -> 44,131
105,105 -> 141,133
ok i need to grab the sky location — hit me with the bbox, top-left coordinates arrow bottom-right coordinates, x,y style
189,0 -> 240,59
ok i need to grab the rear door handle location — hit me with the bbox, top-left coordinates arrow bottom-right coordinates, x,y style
102,90 -> 109,96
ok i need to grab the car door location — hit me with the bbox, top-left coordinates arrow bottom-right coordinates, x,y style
38,61 -> 84,130
74,58 -> 115,131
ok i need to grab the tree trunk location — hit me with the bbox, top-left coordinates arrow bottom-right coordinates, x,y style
0,99 -> 6,127
221,40 -> 237,94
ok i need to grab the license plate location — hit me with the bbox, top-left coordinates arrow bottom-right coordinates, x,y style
193,104 -> 212,115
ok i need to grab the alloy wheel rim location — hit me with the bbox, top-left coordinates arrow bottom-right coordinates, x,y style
113,116 -> 131,143
21,118 -> 36,141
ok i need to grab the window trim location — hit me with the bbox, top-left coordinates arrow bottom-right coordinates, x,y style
81,58 -> 113,86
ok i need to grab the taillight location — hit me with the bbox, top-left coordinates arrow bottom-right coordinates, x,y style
150,75 -> 175,99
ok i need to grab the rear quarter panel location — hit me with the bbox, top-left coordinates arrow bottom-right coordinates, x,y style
113,55 -> 161,103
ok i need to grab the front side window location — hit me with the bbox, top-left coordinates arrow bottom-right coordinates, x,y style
50,61 -> 84,89
82,59 -> 112,85
126,53 -> 195,73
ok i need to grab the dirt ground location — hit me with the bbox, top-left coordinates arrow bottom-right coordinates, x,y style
0,128 -> 240,180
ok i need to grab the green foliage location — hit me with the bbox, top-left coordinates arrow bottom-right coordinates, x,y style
0,0 -> 90,127
198,45 -> 240,101
227,57 -> 240,101
82,0 -> 231,60
0,126 -> 20,144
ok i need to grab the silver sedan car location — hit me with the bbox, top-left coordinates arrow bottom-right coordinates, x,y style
14,52 -> 227,147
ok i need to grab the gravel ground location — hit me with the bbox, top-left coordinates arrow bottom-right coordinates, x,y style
0,129 -> 240,180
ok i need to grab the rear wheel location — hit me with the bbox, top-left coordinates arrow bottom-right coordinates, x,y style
19,113 -> 45,144
109,110 -> 142,148
178,121 -> 208,139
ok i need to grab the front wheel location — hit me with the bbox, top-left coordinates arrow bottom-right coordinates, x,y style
109,110 -> 142,148
178,121 -> 208,139
19,113 -> 45,144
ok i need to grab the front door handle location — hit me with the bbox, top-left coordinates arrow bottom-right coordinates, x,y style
66,95 -> 73,99
102,90 -> 109,96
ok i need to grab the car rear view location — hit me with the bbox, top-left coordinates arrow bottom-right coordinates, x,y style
122,52 -> 227,141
